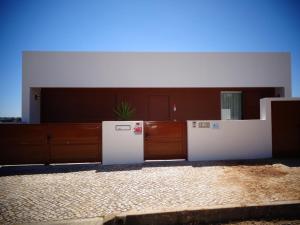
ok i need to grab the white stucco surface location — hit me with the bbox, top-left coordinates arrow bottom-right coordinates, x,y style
22,52 -> 291,122
102,121 -> 144,165
188,97 -> 300,161
187,120 -> 272,161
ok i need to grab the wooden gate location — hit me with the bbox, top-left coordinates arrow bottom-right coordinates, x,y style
0,123 -> 102,165
272,101 -> 300,157
144,121 -> 187,160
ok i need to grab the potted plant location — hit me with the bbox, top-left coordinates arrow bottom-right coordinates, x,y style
114,101 -> 135,120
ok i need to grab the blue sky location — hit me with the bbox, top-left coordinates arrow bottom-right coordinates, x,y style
0,0 -> 299,117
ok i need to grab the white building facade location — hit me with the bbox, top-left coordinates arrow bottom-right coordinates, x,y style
22,52 -> 291,123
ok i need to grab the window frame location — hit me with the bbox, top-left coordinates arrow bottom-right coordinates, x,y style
220,91 -> 243,120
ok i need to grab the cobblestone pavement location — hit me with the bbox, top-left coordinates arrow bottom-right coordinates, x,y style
0,159 -> 300,224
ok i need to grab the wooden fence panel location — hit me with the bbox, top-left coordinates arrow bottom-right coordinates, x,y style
48,123 -> 102,163
0,124 -> 49,164
0,123 -> 102,165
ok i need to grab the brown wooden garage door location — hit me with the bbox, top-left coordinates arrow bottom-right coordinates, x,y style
272,101 -> 300,157
144,121 -> 187,160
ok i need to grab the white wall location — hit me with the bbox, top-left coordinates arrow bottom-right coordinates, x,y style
102,121 -> 144,165
29,88 -> 41,124
22,52 -> 291,122
188,97 -> 300,161
188,120 -> 272,161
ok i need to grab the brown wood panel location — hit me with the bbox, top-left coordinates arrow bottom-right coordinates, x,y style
242,88 -> 275,119
0,123 -> 102,165
48,123 -> 102,163
50,144 -> 100,163
272,101 -> 300,158
148,95 -> 170,120
41,88 -> 117,122
0,124 -> 49,164
144,121 -> 187,160
41,88 -> 276,122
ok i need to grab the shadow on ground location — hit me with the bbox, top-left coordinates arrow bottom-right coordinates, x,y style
0,158 -> 299,176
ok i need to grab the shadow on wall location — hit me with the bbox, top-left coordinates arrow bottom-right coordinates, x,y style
0,158 -> 299,176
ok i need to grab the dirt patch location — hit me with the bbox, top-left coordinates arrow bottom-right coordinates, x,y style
220,165 -> 290,186
223,165 -> 289,178
238,165 -> 288,177
215,163 -> 300,203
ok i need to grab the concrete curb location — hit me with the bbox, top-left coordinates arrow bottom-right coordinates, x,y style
104,200 -> 300,225
19,200 -> 300,225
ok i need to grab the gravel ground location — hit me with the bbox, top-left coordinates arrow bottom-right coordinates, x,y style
0,159 -> 300,224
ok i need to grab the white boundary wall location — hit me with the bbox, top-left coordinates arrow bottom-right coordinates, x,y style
187,120 -> 272,161
188,97 -> 300,161
102,121 -> 144,165
23,52 -> 291,123
100,98 -> 299,165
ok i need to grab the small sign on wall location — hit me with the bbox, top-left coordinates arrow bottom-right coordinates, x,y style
191,121 -> 220,129
192,121 -> 210,128
115,125 -> 131,131
211,122 -> 220,129
133,122 -> 143,135
198,122 -> 210,128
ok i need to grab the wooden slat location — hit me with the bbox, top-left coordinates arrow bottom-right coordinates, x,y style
50,144 -> 100,163
0,123 -> 102,165
0,124 -> 49,164
144,121 -> 187,160
47,123 -> 102,163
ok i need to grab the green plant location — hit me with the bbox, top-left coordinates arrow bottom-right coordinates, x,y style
114,101 -> 135,120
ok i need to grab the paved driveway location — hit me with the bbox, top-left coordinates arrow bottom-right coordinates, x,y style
1,159 -> 300,224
